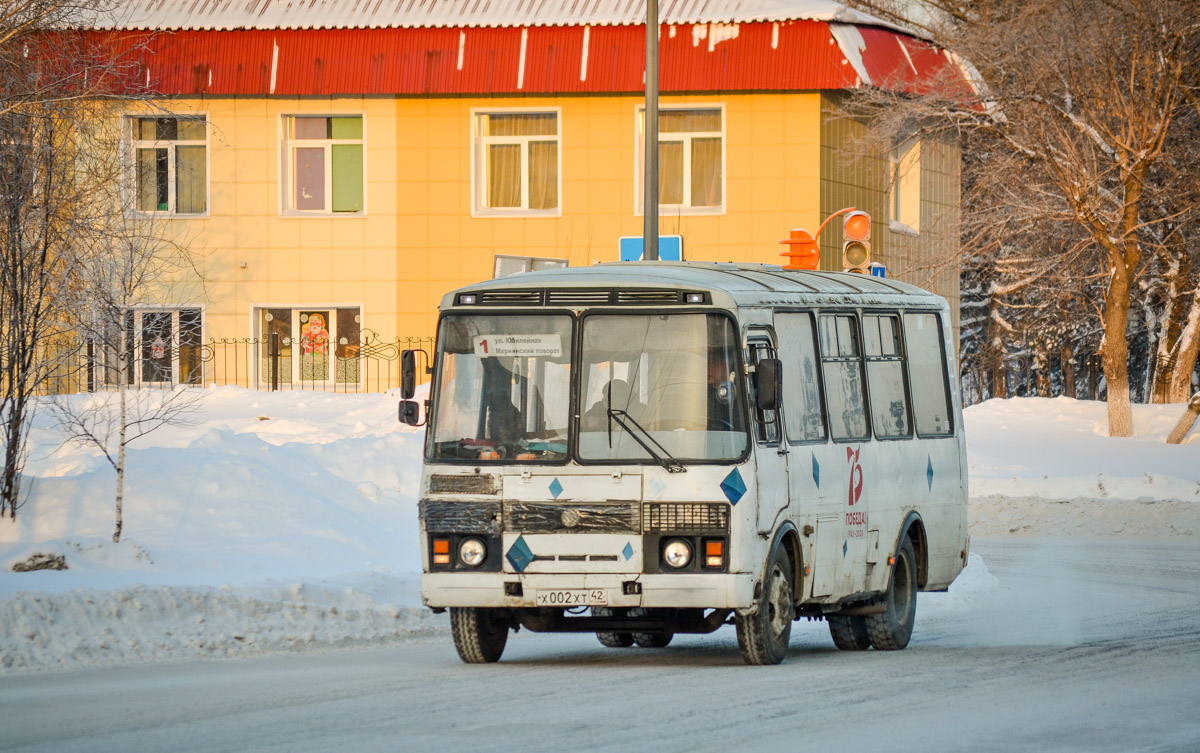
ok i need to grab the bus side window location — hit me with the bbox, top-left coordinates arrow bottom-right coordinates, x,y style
747,340 -> 782,444
903,312 -> 955,436
863,313 -> 912,439
818,314 -> 869,441
775,312 -> 827,442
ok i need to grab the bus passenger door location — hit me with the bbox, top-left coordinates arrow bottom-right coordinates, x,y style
774,312 -> 841,598
745,333 -> 790,536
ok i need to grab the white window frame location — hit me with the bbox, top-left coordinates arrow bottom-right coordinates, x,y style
279,115 -> 367,217
889,137 -> 921,235
127,114 -> 209,217
254,305 -> 365,389
100,306 -> 205,387
635,104 -> 726,216
470,107 -> 562,218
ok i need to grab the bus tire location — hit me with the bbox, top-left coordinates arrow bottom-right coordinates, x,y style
450,607 -> 509,663
633,632 -> 673,648
592,607 -> 635,648
828,615 -> 872,650
866,533 -> 918,650
735,543 -> 794,665
629,608 -> 673,648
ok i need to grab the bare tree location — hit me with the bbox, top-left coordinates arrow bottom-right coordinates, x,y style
845,0 -> 1200,435
52,190 -> 205,543
0,0 -> 148,519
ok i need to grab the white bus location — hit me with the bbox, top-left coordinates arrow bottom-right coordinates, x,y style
400,262 -> 968,665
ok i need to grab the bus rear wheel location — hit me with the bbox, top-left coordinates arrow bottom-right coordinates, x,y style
450,607 -> 510,663
736,544 -> 794,665
629,608 -> 673,648
866,533 -> 918,650
593,607 -> 635,648
828,615 -> 872,650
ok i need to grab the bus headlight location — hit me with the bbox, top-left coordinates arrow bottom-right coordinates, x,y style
662,538 -> 692,569
459,537 -> 487,567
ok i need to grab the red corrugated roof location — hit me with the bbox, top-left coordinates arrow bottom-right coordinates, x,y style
100,21 -> 964,96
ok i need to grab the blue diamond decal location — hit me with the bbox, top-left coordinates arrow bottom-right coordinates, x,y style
648,476 -> 665,498
506,535 -> 534,573
720,468 -> 747,505
812,452 -> 820,489
927,456 -> 934,491
622,542 -> 634,561
549,478 -> 564,499
843,540 -> 848,557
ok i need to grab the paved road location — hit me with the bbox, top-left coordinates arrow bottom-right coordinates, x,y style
3,538 -> 1199,753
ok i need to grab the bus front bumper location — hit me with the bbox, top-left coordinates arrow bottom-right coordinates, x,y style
421,571 -> 756,610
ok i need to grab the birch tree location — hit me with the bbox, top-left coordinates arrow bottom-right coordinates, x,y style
52,195 -> 205,543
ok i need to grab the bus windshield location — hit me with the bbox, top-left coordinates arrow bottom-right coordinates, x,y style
578,313 -> 748,463
429,314 -> 573,462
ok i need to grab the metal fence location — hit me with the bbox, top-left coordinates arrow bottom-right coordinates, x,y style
18,331 -> 435,396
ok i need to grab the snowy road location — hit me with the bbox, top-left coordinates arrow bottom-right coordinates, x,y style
2,537 -> 1199,753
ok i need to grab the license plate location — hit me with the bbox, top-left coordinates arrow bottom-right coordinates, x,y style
534,589 -> 608,607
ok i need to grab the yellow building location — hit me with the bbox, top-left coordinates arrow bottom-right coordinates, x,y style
95,0 -> 966,390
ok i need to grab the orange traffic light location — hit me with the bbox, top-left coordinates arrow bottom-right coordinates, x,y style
842,211 -> 872,273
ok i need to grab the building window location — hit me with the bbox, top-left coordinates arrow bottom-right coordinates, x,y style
130,117 -> 207,214
258,307 -> 362,387
890,137 -> 921,233
282,116 -> 364,214
93,308 -> 203,386
472,110 -> 560,215
637,107 -> 724,213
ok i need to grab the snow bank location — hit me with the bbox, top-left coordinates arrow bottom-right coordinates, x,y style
1,391 -> 1197,674
965,396 -> 1200,501
965,397 -> 1200,538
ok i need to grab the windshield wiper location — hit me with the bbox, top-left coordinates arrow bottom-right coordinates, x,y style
607,409 -> 686,473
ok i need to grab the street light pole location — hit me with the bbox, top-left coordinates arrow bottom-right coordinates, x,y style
643,0 -> 659,261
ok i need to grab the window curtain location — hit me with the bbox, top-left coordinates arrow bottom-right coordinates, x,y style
488,143 -> 521,208
658,141 -> 684,205
175,146 -> 206,214
691,137 -> 722,207
528,141 -> 558,210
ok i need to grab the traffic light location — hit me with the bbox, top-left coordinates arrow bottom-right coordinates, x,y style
842,211 -> 871,273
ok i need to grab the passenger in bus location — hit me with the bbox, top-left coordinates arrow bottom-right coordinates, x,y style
707,351 -> 738,431
581,379 -> 642,431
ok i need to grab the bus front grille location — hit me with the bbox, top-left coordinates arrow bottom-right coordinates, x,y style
504,502 -> 640,533
643,503 -> 730,533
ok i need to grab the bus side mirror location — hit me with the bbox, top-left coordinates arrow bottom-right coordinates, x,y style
755,358 -> 782,412
399,400 -> 421,425
401,350 -> 418,399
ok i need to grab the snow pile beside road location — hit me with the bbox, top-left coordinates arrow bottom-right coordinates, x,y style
965,396 -> 1200,500
965,397 -> 1200,538
1,391 -> 1198,674
0,575 -> 446,674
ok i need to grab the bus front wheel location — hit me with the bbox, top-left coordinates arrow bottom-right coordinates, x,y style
736,544 -> 794,665
450,607 -> 510,663
865,533 -> 918,650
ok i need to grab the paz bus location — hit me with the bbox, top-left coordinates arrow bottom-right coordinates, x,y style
399,261 -> 968,665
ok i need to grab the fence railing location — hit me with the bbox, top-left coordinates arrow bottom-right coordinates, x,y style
16,331 -> 435,396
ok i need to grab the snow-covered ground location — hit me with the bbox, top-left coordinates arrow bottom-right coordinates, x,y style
1,389 -> 1197,675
